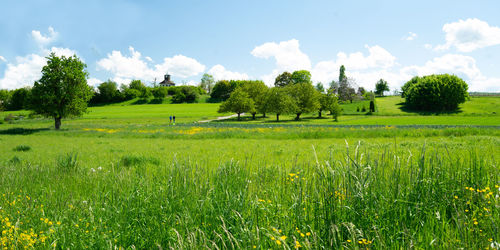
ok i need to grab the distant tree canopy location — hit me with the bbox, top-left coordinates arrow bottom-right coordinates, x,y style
274,71 -> 292,87
218,88 -> 255,120
402,74 -> 469,111
264,87 -> 296,121
239,80 -> 268,119
375,79 -> 390,96
9,87 -> 31,110
199,73 -> 215,94
290,70 -> 312,85
287,82 -> 319,120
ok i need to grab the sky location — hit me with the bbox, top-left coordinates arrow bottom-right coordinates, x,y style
1,0 -> 499,92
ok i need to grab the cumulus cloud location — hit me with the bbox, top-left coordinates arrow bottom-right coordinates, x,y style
96,47 -> 205,84
310,45 -> 397,85
0,47 -> 79,90
435,18 -> 500,52
87,78 -> 103,87
401,54 -> 481,79
251,39 -> 311,72
207,65 -> 249,81
32,26 -> 58,46
404,32 -> 417,41
0,56 -> 6,62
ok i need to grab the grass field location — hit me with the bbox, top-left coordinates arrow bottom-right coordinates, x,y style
0,96 -> 499,249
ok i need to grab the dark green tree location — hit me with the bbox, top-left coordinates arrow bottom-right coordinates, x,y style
239,80 -> 268,119
97,80 -> 120,103
315,83 -> 325,93
30,53 -> 93,129
274,71 -> 292,87
152,87 -> 168,100
8,87 -> 30,110
218,88 -> 255,120
375,79 -> 390,96
287,82 -> 320,120
264,87 -> 296,121
339,65 -> 346,83
318,89 -> 337,118
0,89 -> 10,111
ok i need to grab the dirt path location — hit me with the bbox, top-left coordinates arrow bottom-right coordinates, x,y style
198,113 -> 243,123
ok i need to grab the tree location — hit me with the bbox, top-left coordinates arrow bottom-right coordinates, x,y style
329,80 -> 339,94
218,88 -> 255,120
200,73 -> 215,94
239,80 -> 268,119
30,53 -> 93,129
264,87 -> 296,121
318,89 -> 337,118
401,76 -> 419,98
172,86 -> 199,103
357,87 -> 366,96
97,80 -> 120,103
291,70 -> 312,85
211,80 -> 233,100
152,87 -> 168,99
338,77 -> 356,103
339,65 -> 346,83
315,83 -> 325,93
375,79 -> 390,96
274,72 -> 292,87
129,80 -> 151,99
403,74 -> 469,111
287,82 -> 319,120
0,89 -> 11,111
8,87 -> 30,110
330,101 -> 342,122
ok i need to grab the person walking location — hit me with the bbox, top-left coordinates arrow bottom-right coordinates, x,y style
169,115 -> 172,125
173,115 -> 176,125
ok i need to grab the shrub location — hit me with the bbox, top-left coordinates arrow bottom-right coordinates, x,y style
152,87 -> 168,99
13,145 -> 31,152
361,106 -> 366,112
172,86 -> 199,103
403,74 -> 469,111
124,88 -> 141,100
369,101 -> 375,112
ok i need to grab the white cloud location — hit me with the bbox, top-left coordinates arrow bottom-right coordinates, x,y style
251,39 -> 311,72
435,18 -> 500,52
310,45 -> 397,84
404,32 -> 417,41
31,26 -> 58,46
154,55 -> 205,78
207,64 -> 249,81
0,46 -> 80,90
0,56 -> 6,62
87,78 -> 102,87
401,54 -> 481,79
145,56 -> 153,62
96,47 -> 205,84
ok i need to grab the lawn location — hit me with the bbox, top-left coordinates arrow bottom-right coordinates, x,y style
0,96 -> 499,249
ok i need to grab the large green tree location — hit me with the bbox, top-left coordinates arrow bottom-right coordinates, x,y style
239,80 -> 268,119
218,88 -> 255,120
318,89 -> 338,118
291,70 -> 312,85
375,79 -> 390,96
200,73 -> 215,94
274,72 -> 292,87
264,87 -> 296,121
8,87 -> 30,110
287,82 -> 320,120
403,74 -> 469,111
30,53 -> 93,129
96,80 -> 120,103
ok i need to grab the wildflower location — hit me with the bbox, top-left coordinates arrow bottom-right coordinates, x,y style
276,240 -> 282,245
454,196 -> 458,199
347,239 -> 351,242
280,236 -> 287,240
300,233 -> 305,237
306,232 -> 311,236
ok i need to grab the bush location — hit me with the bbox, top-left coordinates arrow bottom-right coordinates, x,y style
123,88 -> 141,100
152,87 -> 168,99
13,145 -> 31,152
403,74 -> 469,111
369,100 -> 375,112
172,86 -> 199,103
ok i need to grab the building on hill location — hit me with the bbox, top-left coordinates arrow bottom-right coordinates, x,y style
159,74 -> 175,87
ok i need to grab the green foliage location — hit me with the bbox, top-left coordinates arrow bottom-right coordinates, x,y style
287,82 -> 320,120
13,145 -> 31,152
339,65 -> 346,83
401,76 -> 420,98
375,79 -> 390,96
94,80 -> 121,103
30,53 -> 93,129
199,73 -> 215,94
56,152 -> 79,172
218,88 -> 255,120
123,88 -> 141,100
274,71 -> 292,87
403,74 -> 469,111
290,70 -> 312,85
315,83 -> 325,93
369,100 -> 375,112
238,80 -> 268,119
330,101 -> 342,121
152,87 -> 168,99
172,86 -> 199,103
211,80 -> 236,100
263,87 -> 296,121
0,89 -> 11,111
8,87 -> 31,110
318,89 -> 339,118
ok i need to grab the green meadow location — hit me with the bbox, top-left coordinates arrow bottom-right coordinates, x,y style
0,96 -> 499,249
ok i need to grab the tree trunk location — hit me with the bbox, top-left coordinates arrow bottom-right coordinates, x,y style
318,110 -> 322,118
295,113 -> 301,121
237,113 -> 241,121
55,116 -> 62,130
276,114 -> 279,121
262,113 -> 266,118
252,113 -> 256,120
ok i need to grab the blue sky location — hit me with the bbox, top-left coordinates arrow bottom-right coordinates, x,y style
1,0 -> 499,91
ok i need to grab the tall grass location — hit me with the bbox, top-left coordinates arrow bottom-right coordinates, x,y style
0,143 -> 498,249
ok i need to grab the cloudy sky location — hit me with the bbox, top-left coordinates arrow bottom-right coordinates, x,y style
1,0 -> 499,92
